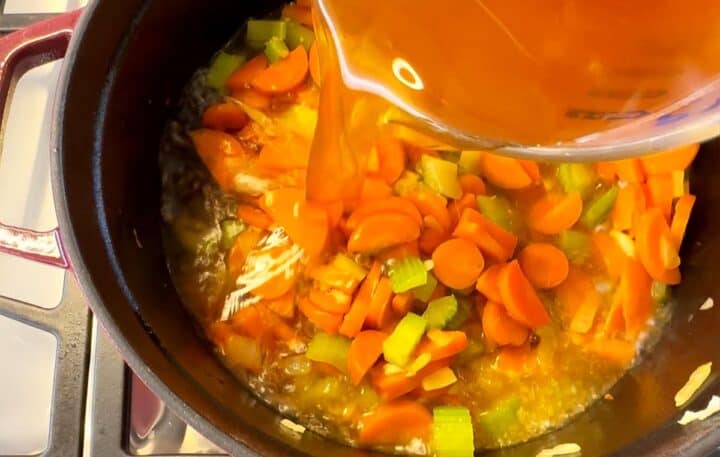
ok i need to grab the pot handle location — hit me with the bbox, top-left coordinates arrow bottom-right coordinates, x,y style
0,10 -> 82,269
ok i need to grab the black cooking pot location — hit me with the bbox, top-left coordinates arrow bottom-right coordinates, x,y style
1,1 -> 719,456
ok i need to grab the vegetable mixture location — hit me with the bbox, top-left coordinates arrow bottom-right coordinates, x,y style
160,2 -> 699,455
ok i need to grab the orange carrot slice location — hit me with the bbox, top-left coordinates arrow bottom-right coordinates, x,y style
190,129 -> 248,191
619,258 -> 653,338
448,193 -> 478,227
517,243 -> 569,289
408,191 -> 452,232
252,46 -> 309,94
358,401 -> 432,445
670,194 -> 696,249
612,184 -> 645,232
497,260 -> 550,328
475,264 -> 504,303
641,144 -> 699,175
645,173 -> 674,221
459,174 -> 486,195
348,213 -> 421,253
348,330 -> 388,385
202,102 -> 249,130
555,267 -> 600,328
346,197 -> 422,232
591,232 -> 627,279
528,192 -> 583,235
339,262 -> 381,337
237,204 -> 273,230
453,208 -> 518,262
256,136 -> 310,173
482,301 -> 529,346
415,330 -> 469,361
233,88 -> 272,110
613,158 -> 645,183
432,238 -> 485,289
262,187 -> 328,258
391,292 -> 415,315
370,136 -> 406,184
226,54 -> 269,91
309,287 -> 352,314
298,297 -> 343,333
496,345 -> 537,374
482,153 -> 533,189
518,160 -> 541,183
365,277 -> 395,329
266,290 -> 296,319
635,208 -> 681,284
596,162 -> 617,181
418,227 -> 449,255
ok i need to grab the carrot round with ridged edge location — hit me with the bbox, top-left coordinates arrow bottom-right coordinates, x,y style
497,260 -> 550,328
518,243 -> 569,289
528,192 -> 583,235
482,301 -> 529,346
432,238 -> 485,289
348,330 -> 388,385
348,213 -> 421,253
358,401 -> 432,445
252,46 -> 309,94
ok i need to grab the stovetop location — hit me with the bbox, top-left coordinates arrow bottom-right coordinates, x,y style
0,2 -> 224,456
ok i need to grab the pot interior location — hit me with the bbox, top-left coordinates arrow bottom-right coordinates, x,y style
54,0 -> 720,455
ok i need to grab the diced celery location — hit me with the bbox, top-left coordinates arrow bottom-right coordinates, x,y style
423,296 -> 458,329
389,257 -> 428,293
421,155 -> 462,199
277,104 -> 318,140
458,150 -> 484,175
558,230 -> 590,264
433,406 -> 475,457
207,51 -> 246,91
220,219 -> 245,250
411,272 -> 438,302
383,313 -> 428,366
582,186 -> 619,228
330,254 -> 367,281
651,281 -> 669,303
477,397 -> 520,440
557,163 -> 597,198
286,21 -> 315,51
264,36 -> 289,63
246,20 -> 287,49
446,297 -> 472,330
394,170 -> 420,196
305,332 -> 351,373
476,195 -> 515,232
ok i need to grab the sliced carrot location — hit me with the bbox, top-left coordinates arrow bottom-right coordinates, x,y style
346,197 -> 422,232
459,174 -> 486,195
365,277 -> 395,329
202,102 -> 248,130
370,136 -> 406,184
591,232 -> 627,279
226,54 -> 269,91
555,267 -> 599,327
315,200 -> 344,229
392,292 -> 415,315
618,258 -> 653,338
475,264 -> 504,303
360,177 -> 394,201
308,41 -> 322,86
635,208 -> 681,285
432,238 -> 485,289
250,249 -> 299,300
497,260 -> 550,328
645,174 -> 674,221
232,304 -> 295,342
252,46 -> 309,94
613,158 -> 645,183
348,330 -> 387,385
418,227 -> 450,255
190,129 -> 248,190
339,262 -> 382,337
640,144 -> 699,175
262,187 -> 328,258
527,192 -> 583,235
612,184 -> 645,232
227,228 -> 263,279
237,204 -> 272,230
482,153 -> 533,189
596,162 -> 617,181
415,330 -> 469,361
448,193 -> 478,228
266,290 -> 296,319
569,290 -> 601,334
517,243 -> 569,289
348,213 -> 421,253
282,4 -> 313,27
256,136 -> 310,173
496,345 -> 537,374
309,287 -> 352,314
408,191 -> 452,232
232,88 -> 272,110
604,292 -> 625,336
670,194 -> 696,249
358,401 -> 432,445
482,301 -> 529,346
370,361 -> 447,401
453,208 -> 517,262
298,297 -> 343,333
585,339 -> 635,365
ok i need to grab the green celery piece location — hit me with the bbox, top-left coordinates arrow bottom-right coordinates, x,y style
477,397 -> 520,440
220,219 -> 245,250
582,186 -> 619,228
558,230 -> 591,264
423,296 -> 458,329
458,150 -> 483,175
331,254 -> 367,281
305,332 -> 351,373
651,281 -> 669,303
286,21 -> 315,51
433,406 -> 475,457
411,272 -> 438,302
383,313 -> 428,366
389,257 -> 428,293
476,195 -> 514,232
264,36 -> 289,63
446,297 -> 472,330
421,155 -> 462,199
246,20 -> 287,49
557,163 -> 597,198
207,51 -> 246,91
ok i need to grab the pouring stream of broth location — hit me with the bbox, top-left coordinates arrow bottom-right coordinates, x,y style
307,0 -> 720,202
